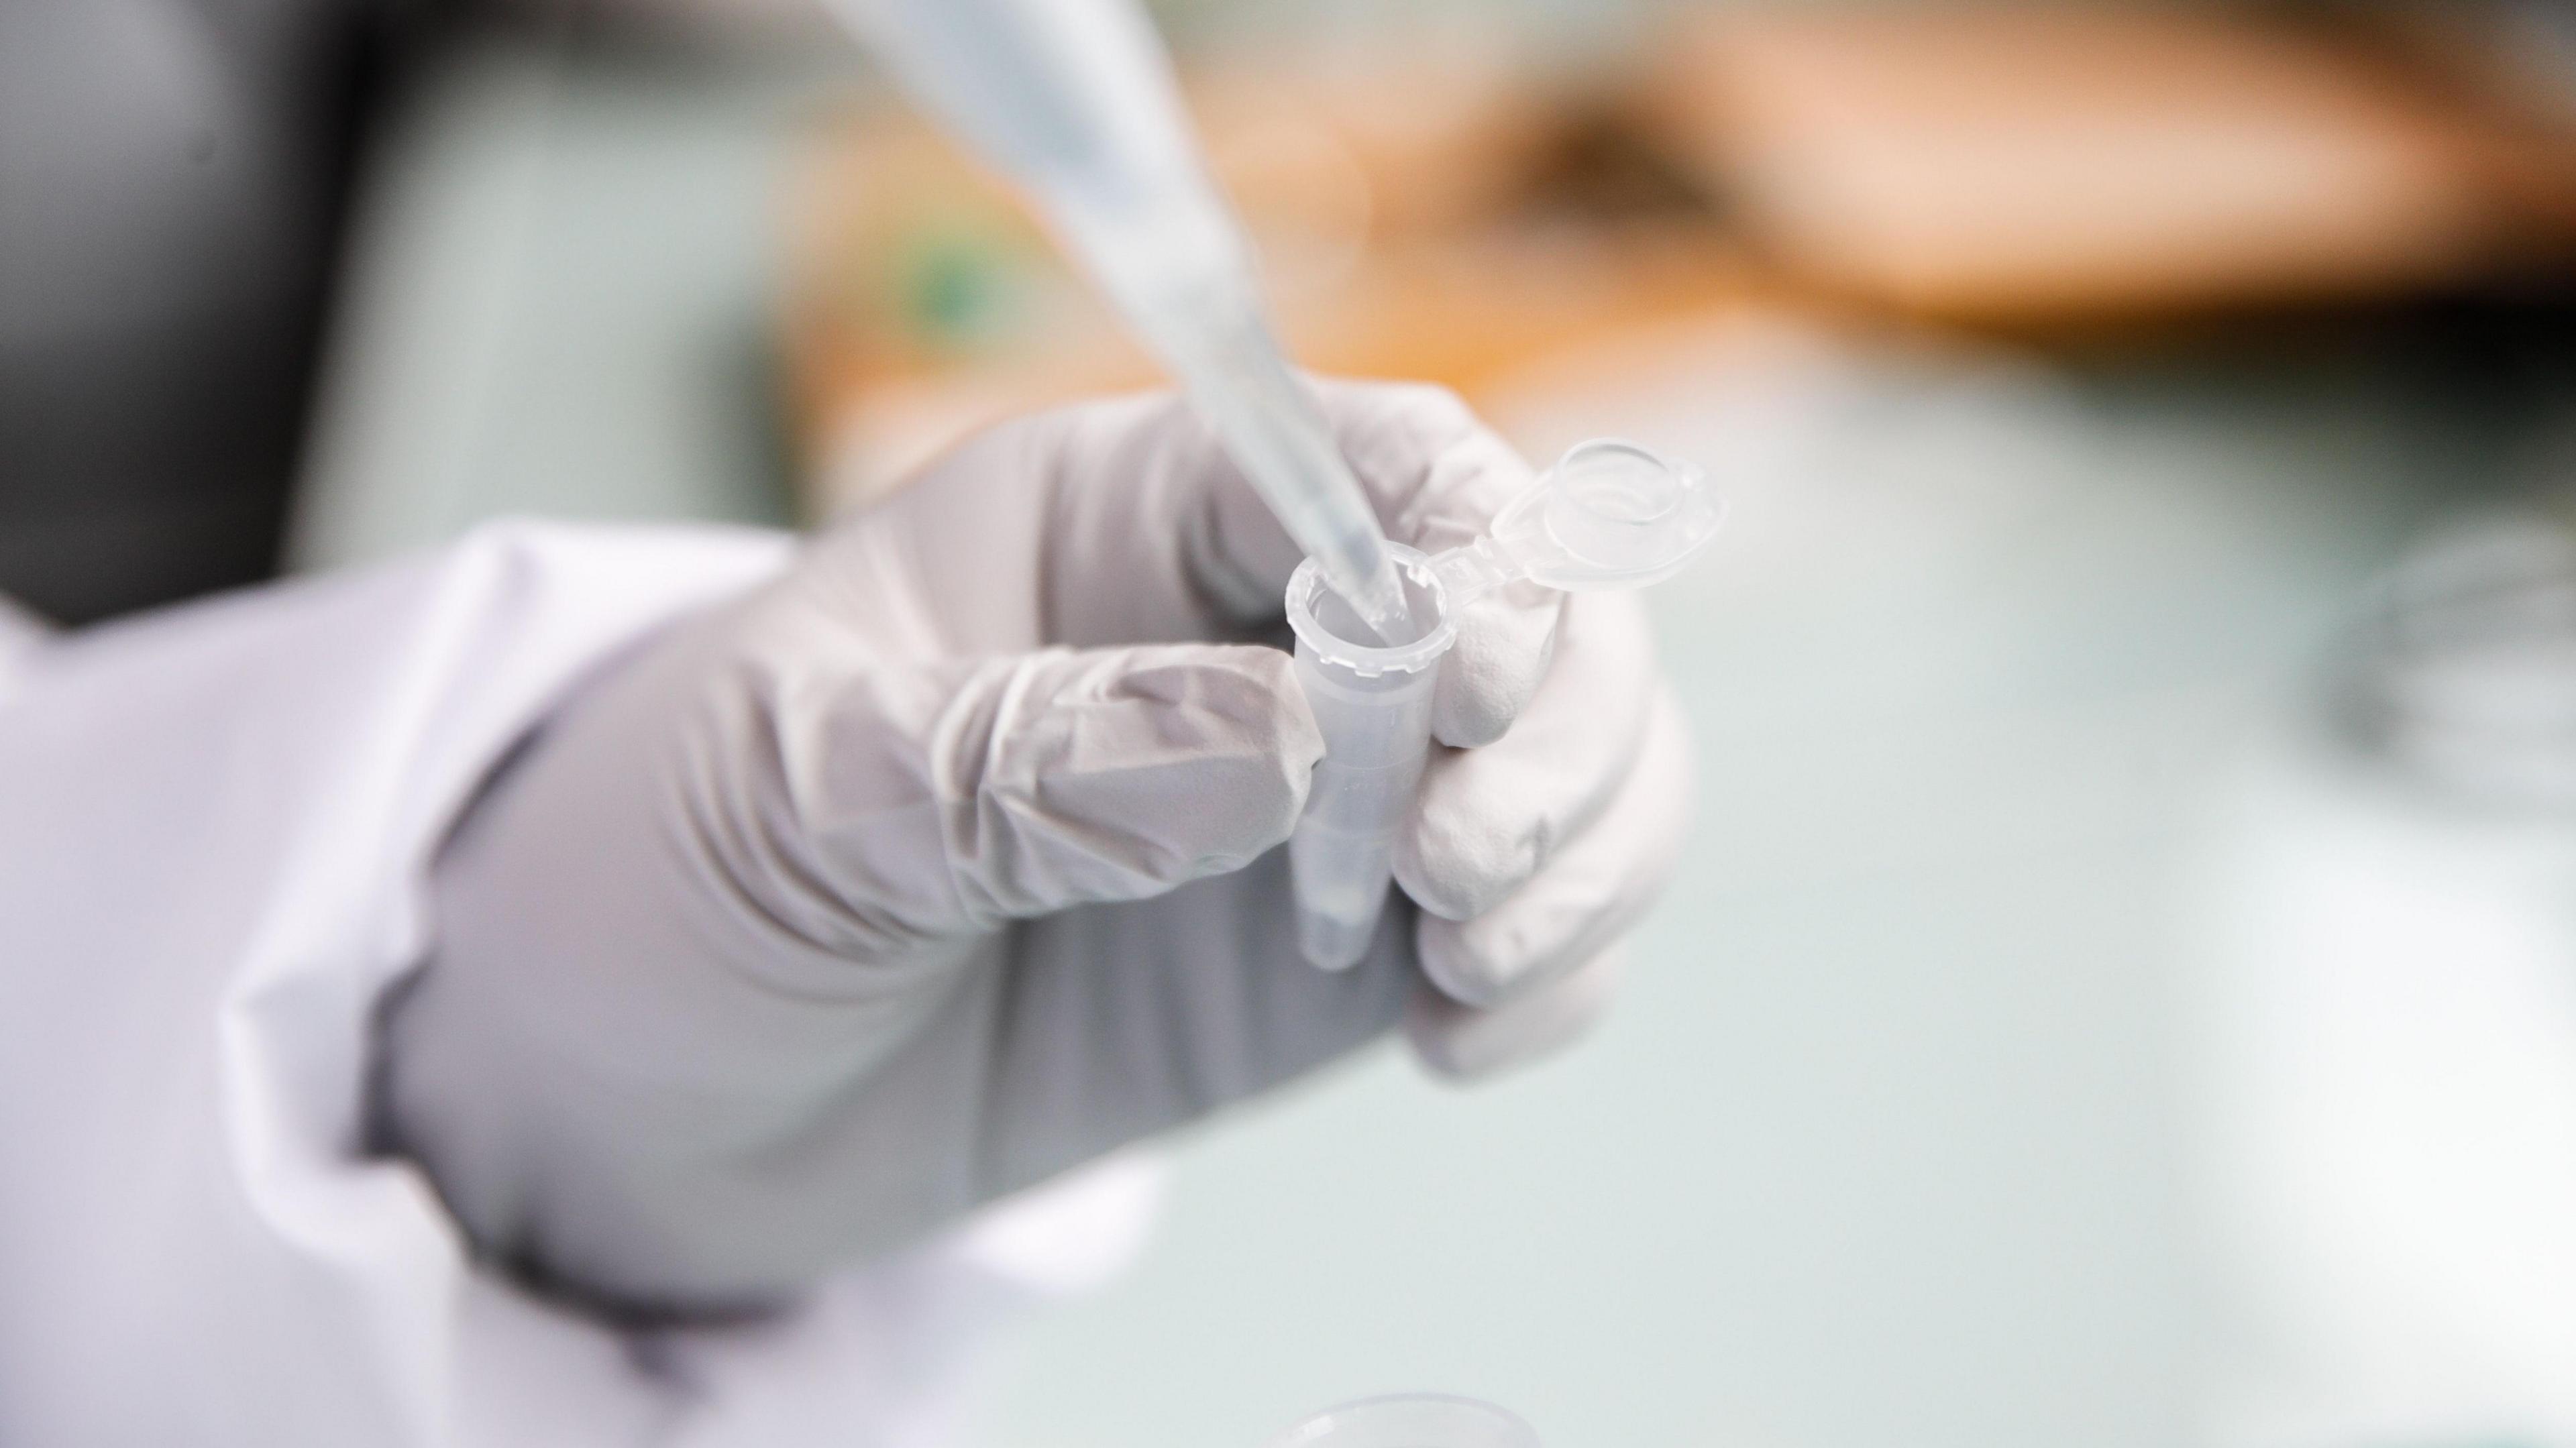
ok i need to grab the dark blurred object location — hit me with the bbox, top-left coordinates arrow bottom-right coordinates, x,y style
0,0 -> 390,625
1633,4 -> 2576,323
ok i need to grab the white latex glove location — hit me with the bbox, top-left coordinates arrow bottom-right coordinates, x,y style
382,382 -> 1694,1311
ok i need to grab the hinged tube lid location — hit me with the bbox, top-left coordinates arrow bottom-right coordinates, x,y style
1437,439 -> 1725,604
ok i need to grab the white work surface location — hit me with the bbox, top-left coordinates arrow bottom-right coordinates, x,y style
296,36 -> 2508,1448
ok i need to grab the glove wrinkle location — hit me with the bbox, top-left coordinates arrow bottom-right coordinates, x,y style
681,643 -> 848,956
963,648 -> 1318,919
749,645 -> 1320,949
714,643 -> 973,960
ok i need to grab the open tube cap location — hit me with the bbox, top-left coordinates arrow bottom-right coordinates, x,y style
1464,437 -> 1724,596
1266,1394 -> 1541,1448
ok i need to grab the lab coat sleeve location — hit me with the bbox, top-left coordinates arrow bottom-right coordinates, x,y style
0,522 -> 1159,1448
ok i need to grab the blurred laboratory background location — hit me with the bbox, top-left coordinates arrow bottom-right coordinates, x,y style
15,0 -> 2576,1444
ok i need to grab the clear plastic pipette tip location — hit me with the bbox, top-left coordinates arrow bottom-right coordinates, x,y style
1334,553 -> 1415,644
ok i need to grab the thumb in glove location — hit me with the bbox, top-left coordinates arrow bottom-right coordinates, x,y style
686,633 -> 1324,962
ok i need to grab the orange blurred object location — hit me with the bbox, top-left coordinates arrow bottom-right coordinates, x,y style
778,43 -> 1759,516
778,7 -> 2576,518
1634,6 -> 2576,321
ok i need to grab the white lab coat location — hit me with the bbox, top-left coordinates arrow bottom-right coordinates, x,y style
0,523 -> 1155,1446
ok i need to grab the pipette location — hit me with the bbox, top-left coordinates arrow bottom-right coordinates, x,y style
828,0 -> 1415,642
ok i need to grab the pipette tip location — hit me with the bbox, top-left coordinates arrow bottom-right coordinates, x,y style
1338,561 -> 1417,646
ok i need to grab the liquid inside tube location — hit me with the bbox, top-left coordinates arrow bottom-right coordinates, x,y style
1329,549 -> 1417,646
1313,557 -> 1435,648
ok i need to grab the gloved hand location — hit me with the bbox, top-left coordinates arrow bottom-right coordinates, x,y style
380,382 -> 1694,1312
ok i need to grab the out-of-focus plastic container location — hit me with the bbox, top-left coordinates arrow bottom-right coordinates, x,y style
2189,512 -> 2576,1443
1285,438 -> 1725,968
1266,1393 -> 1542,1448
